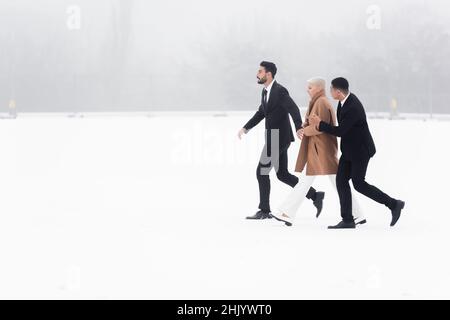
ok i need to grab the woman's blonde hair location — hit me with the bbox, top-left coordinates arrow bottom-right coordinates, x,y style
307,77 -> 326,89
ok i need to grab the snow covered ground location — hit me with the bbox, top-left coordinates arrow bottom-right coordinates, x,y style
0,112 -> 448,299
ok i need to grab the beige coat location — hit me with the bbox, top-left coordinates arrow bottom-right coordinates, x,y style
295,91 -> 339,176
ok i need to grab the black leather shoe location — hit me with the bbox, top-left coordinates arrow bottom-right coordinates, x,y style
328,220 -> 356,229
246,210 -> 272,220
313,192 -> 325,218
390,200 -> 405,227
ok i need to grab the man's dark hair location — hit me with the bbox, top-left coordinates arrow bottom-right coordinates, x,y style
331,77 -> 350,94
260,61 -> 277,78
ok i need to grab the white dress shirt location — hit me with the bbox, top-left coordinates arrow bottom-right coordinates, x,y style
263,79 -> 275,103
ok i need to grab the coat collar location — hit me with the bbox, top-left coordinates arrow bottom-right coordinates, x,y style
339,93 -> 354,112
308,89 -> 326,115
339,93 -> 353,109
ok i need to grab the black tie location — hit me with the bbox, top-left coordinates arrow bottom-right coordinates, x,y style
262,88 -> 268,111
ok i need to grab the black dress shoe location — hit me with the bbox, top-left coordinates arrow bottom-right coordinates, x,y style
328,220 -> 356,229
390,200 -> 405,227
313,192 -> 325,218
246,210 -> 272,220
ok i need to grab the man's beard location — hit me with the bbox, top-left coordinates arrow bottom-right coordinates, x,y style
257,76 -> 266,84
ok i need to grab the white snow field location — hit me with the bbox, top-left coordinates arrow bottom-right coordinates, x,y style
0,112 -> 448,299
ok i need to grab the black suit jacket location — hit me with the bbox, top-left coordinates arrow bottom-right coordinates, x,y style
318,93 -> 376,160
243,81 -> 302,148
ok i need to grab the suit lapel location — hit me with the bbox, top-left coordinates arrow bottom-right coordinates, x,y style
266,81 -> 278,112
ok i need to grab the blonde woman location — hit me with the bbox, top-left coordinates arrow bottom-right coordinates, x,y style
271,78 -> 366,226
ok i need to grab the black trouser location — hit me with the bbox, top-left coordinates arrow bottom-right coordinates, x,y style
256,142 -> 316,213
336,155 -> 396,222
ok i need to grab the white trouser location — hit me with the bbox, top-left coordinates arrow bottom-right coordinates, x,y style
277,171 -> 364,220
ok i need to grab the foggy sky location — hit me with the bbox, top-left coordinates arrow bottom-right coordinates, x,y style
1,0 -> 449,113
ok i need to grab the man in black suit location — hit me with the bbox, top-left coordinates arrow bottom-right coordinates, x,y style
309,77 -> 405,229
238,61 -> 324,220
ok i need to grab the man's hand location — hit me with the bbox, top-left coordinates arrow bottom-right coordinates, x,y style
309,114 -> 321,128
238,128 -> 248,140
297,128 -> 304,140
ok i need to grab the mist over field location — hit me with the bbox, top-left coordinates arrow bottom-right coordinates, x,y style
1,0 -> 449,113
